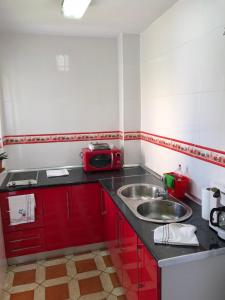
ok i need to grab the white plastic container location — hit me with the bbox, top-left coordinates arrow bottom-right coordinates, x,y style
201,187 -> 211,220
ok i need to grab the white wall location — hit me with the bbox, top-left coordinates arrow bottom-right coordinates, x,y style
118,34 -> 141,165
0,67 -> 6,293
0,33 -> 120,169
0,32 -> 142,169
140,0 -> 225,198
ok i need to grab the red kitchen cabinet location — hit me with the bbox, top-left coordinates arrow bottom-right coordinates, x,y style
0,189 -> 45,257
68,183 -> 103,247
137,238 -> 160,300
0,183 -> 105,256
102,189 -> 117,249
42,186 -> 71,251
0,189 -> 44,232
121,217 -> 139,300
43,183 -> 103,251
102,189 -> 161,300
102,189 -> 123,283
5,228 -> 45,257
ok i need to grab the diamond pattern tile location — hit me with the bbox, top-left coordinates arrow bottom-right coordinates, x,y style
1,249 -> 126,300
13,270 -> 36,286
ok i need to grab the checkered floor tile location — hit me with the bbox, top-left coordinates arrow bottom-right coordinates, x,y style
1,250 -> 127,300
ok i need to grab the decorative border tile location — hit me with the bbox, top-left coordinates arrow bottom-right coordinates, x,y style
124,131 -> 141,141
141,131 -> 225,168
3,129 -> 225,169
3,131 -> 123,146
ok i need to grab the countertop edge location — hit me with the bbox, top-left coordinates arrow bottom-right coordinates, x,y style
158,247 -> 225,267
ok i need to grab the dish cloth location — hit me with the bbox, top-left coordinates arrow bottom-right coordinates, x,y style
154,223 -> 199,246
164,174 -> 175,188
8,194 -> 36,225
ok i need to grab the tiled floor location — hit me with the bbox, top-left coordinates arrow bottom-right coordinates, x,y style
1,249 -> 127,300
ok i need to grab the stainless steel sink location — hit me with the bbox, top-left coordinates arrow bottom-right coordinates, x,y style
117,183 -> 192,223
117,183 -> 165,201
136,199 -> 192,223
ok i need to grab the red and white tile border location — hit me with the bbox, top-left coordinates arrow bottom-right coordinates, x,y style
3,131 -> 123,146
2,130 -> 225,168
141,131 -> 225,168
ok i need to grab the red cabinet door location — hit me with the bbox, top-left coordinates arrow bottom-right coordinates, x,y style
102,189 -> 123,284
42,186 -> 71,251
102,189 -> 116,249
0,189 -> 44,232
138,239 -> 160,300
121,217 -> 138,300
102,191 -> 161,300
68,183 -> 103,247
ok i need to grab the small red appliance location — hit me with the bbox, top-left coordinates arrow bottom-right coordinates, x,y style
81,147 -> 122,172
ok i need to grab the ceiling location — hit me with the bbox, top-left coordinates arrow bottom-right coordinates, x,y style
0,0 -> 178,37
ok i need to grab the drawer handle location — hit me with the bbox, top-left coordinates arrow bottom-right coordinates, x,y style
100,190 -> 107,215
66,192 -> 70,219
9,235 -> 40,243
11,245 -> 41,253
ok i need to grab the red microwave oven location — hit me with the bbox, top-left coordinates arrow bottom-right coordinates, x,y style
81,148 -> 122,172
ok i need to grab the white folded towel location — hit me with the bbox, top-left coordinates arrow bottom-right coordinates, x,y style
46,169 -> 69,177
8,194 -> 36,225
154,223 -> 199,246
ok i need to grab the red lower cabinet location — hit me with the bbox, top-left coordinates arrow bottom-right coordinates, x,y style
102,190 -> 123,283
0,189 -> 44,233
121,217 -> 139,300
42,186 -> 71,251
68,183 -> 103,246
102,189 -> 161,300
43,183 -> 104,250
137,239 -> 160,300
5,228 -> 45,257
0,189 -> 45,257
0,183 -> 104,257
1,183 -> 159,300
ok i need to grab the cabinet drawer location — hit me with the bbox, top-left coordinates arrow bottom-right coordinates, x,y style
5,228 -> 45,257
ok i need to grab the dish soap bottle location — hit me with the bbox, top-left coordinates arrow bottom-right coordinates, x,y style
175,164 -> 183,180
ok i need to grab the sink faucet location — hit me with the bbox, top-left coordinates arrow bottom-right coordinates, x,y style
161,175 -> 168,199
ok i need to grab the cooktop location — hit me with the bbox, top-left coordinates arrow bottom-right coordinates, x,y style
7,171 -> 39,187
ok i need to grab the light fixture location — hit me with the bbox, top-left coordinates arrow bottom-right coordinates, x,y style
62,0 -> 92,19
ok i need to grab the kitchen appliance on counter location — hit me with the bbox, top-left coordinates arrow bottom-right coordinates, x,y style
209,184 -> 225,240
88,142 -> 111,151
7,171 -> 38,187
81,145 -> 122,172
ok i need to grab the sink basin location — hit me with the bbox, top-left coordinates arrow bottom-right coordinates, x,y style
136,199 -> 192,223
117,183 -> 165,201
117,183 -> 192,223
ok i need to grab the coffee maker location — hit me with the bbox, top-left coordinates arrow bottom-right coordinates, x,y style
209,184 -> 225,240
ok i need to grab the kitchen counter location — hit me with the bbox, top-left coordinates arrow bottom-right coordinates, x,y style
1,166 -> 225,267
0,166 -> 148,192
100,173 -> 225,267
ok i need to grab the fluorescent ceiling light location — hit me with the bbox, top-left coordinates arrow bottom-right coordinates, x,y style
62,0 -> 92,19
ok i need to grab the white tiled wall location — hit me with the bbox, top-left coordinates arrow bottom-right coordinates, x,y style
0,32 -> 141,169
0,33 -> 121,169
140,0 -> 225,199
0,33 -> 119,135
118,34 -> 141,165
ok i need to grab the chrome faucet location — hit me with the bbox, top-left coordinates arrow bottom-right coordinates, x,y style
161,175 -> 168,199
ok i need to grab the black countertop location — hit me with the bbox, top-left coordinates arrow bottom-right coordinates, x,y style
0,166 -> 148,192
1,166 -> 225,267
100,173 -> 225,267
